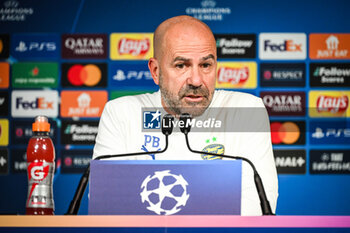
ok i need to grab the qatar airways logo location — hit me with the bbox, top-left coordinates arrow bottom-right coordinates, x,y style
217,67 -> 249,84
261,92 -> 305,116
118,38 -> 150,56
317,95 -> 349,113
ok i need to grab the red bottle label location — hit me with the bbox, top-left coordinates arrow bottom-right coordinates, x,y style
26,161 -> 55,209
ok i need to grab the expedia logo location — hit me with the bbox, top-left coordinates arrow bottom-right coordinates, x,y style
201,144 -> 224,160
316,95 -> 348,114
217,67 -> 248,85
118,38 -> 150,56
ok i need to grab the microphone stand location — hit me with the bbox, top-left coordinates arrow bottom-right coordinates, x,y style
65,114 -> 174,215
179,114 -> 274,215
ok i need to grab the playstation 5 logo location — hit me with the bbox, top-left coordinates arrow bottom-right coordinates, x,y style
15,41 -> 27,52
312,127 -> 325,139
15,41 -> 56,52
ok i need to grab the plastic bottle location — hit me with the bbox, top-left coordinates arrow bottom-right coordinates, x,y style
26,116 -> 55,215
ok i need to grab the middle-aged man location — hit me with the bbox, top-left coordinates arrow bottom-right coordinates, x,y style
93,15 -> 278,215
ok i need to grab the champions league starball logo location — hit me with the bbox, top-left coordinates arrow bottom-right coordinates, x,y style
140,170 -> 190,215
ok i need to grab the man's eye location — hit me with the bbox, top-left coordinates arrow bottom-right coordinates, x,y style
202,63 -> 211,68
175,63 -> 185,69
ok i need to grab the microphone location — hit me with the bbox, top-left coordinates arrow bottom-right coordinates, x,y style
65,114 -> 174,215
179,113 -> 274,215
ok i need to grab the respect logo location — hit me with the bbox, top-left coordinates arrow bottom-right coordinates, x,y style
309,91 -> 350,117
216,62 -> 257,89
110,33 -> 153,60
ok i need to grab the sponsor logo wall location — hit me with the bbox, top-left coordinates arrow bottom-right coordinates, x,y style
0,30 -> 349,181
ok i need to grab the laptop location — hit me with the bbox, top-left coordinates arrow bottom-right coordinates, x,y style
89,160 -> 241,215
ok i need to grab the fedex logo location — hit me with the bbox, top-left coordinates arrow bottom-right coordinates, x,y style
264,40 -> 302,52
16,97 -> 53,110
259,33 -> 306,60
11,91 -> 58,118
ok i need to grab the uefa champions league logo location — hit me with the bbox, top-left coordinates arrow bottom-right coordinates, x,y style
140,170 -> 190,215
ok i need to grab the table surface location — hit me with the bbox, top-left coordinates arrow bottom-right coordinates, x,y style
1,216 -> 350,228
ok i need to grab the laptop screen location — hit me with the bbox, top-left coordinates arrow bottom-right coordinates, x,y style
89,160 -> 241,215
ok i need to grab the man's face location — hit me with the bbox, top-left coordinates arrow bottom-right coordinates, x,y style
157,25 -> 217,117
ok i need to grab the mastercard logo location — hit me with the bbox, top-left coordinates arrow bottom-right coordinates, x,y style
271,122 -> 300,144
67,64 -> 101,86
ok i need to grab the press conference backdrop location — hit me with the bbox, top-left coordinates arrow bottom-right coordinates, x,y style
0,0 -> 349,215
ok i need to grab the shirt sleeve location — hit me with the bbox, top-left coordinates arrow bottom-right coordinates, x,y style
92,101 -> 127,159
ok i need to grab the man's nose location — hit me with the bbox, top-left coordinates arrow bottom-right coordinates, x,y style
186,66 -> 203,87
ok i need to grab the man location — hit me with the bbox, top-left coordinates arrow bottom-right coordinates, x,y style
93,15 -> 278,215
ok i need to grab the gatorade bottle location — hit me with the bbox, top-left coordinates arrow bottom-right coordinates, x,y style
26,116 -> 55,215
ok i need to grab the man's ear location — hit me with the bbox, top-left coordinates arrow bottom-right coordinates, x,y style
148,58 -> 160,85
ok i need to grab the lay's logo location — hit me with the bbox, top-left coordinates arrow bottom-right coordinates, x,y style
110,33 -> 153,60
118,38 -> 150,56
216,62 -> 256,89
309,91 -> 350,117
217,67 -> 249,85
316,95 -> 348,114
